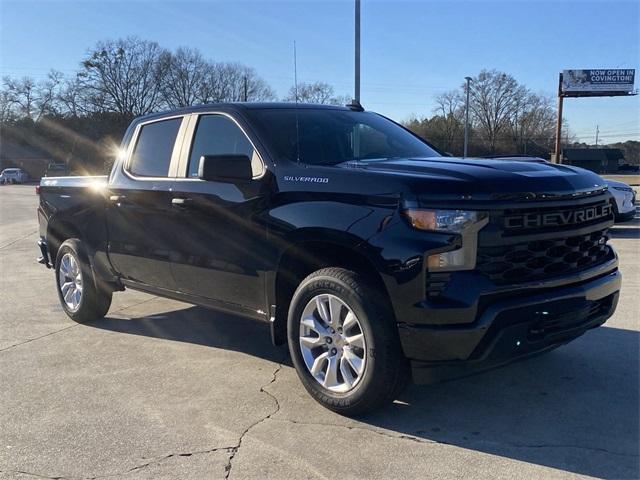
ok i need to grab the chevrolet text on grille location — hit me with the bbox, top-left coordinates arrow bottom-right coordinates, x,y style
504,204 -> 613,229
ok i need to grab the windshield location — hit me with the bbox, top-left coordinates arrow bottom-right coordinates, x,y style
247,109 -> 441,166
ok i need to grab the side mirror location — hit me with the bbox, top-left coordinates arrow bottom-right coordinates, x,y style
198,154 -> 253,183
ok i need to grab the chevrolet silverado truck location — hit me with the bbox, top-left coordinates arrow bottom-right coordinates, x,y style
37,103 -> 621,415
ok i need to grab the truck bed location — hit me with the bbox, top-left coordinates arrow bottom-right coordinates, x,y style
38,175 -> 111,278
40,175 -> 108,190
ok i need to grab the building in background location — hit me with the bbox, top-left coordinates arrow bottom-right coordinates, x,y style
562,148 -> 625,174
0,141 -> 55,180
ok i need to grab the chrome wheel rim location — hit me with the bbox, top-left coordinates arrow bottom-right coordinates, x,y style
299,294 -> 367,393
58,253 -> 83,311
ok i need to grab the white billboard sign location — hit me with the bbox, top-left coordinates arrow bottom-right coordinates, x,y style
562,69 -> 635,94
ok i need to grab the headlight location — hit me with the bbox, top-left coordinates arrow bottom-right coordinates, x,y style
403,209 -> 488,271
403,209 -> 483,232
612,186 -> 634,193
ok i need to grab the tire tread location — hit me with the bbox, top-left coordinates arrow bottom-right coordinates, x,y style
55,239 -> 112,323
288,267 -> 408,416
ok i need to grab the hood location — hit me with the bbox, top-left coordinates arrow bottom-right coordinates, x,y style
338,157 -> 608,200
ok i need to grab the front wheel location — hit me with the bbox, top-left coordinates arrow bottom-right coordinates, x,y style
55,239 -> 112,323
287,268 -> 408,416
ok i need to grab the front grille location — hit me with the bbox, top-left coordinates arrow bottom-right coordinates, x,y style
501,198 -> 613,236
477,230 -> 611,284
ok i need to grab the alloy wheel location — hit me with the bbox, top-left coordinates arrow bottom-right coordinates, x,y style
299,294 -> 367,393
58,252 -> 83,311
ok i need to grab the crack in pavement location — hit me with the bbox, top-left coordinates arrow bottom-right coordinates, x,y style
223,352 -> 287,480
1,446 -> 236,480
496,443 -> 640,458
91,445 -> 237,479
268,417 -> 444,446
267,418 -> 639,458
0,324 -> 79,353
3,356 -> 283,480
0,297 -> 159,354
0,230 -> 38,250
0,470 -> 68,479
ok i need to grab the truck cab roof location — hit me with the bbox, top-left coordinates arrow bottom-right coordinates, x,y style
134,102 -> 355,124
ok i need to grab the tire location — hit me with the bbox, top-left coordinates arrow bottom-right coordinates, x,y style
287,268 -> 409,416
55,238 -> 112,323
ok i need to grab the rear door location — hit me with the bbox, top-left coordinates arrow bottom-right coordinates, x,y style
168,112 -> 270,313
107,115 -> 187,290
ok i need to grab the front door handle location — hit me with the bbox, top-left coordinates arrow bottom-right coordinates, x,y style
109,194 -> 127,205
171,197 -> 193,208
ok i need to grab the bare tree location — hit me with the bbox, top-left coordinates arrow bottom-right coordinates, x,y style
468,70 -> 522,153
162,47 -> 208,108
36,70 -> 64,118
2,71 -> 63,121
0,82 -> 17,122
3,77 -> 36,120
284,81 -> 349,105
432,90 -> 465,152
80,37 -> 170,116
508,92 -> 556,153
58,75 -> 91,116
191,62 -> 274,103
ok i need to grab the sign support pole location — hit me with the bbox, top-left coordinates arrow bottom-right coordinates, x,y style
554,73 -> 564,164
354,0 -> 361,103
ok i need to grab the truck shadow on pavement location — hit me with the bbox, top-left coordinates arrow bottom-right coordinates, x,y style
87,308 -> 639,479
89,305 -> 287,364
370,324 -> 639,479
609,227 -> 640,239
609,209 -> 640,239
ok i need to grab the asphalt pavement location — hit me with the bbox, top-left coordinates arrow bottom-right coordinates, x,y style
1,183 -> 638,479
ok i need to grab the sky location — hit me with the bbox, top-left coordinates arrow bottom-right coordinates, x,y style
1,0 -> 638,143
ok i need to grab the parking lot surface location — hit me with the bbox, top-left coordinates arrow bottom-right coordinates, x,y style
1,184 -> 638,479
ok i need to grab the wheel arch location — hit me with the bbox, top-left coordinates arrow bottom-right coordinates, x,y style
270,232 -> 391,345
47,218 -> 83,265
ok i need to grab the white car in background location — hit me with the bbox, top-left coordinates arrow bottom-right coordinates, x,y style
606,179 -> 637,222
0,168 -> 28,184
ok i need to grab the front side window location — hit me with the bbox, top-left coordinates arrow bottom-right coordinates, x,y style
188,115 -> 255,178
129,118 -> 182,177
247,109 -> 441,166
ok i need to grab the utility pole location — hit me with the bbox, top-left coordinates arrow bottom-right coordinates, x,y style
463,76 -> 472,158
293,41 -> 298,102
595,125 -> 599,147
243,75 -> 248,102
554,72 -> 564,163
354,0 -> 361,103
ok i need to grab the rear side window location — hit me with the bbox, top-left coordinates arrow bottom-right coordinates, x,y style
129,118 -> 182,177
187,115 -> 255,178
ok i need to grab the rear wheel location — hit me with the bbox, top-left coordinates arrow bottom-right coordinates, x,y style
287,268 -> 408,416
55,239 -> 112,322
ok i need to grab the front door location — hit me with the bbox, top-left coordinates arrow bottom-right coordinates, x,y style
169,114 -> 270,312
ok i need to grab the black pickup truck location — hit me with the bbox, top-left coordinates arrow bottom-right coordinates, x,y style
37,103 -> 621,415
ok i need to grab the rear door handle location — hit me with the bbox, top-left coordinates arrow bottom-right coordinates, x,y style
171,197 -> 193,208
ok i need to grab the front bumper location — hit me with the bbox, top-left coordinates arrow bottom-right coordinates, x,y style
400,260 -> 621,384
615,210 -> 637,222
